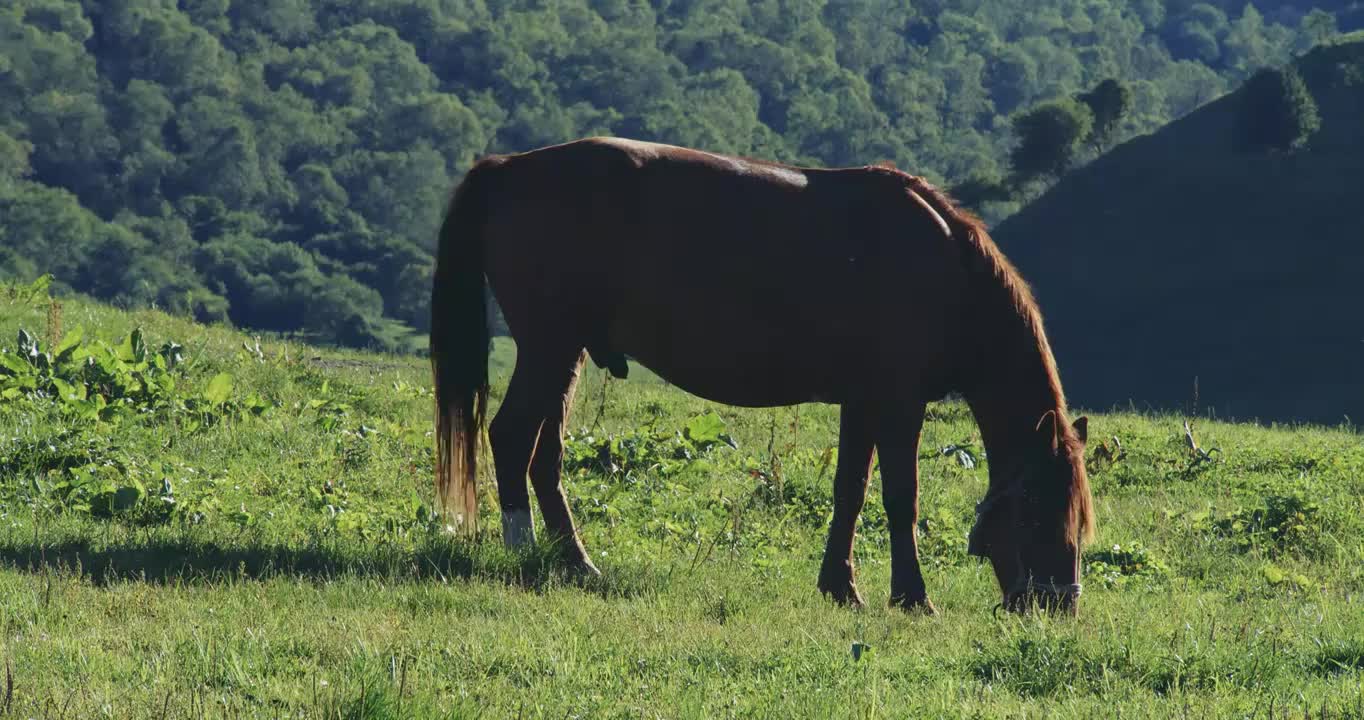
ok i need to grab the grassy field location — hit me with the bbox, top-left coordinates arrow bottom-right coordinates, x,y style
1,284 -> 1362,718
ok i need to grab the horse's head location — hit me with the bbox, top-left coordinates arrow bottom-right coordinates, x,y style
967,411 -> 1094,615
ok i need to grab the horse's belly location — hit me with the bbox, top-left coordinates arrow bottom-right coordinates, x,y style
630,352 -> 835,408
608,303 -> 849,408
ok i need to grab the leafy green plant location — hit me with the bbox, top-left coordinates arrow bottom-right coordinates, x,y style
1213,492 -> 1325,555
1174,491 -> 1328,557
1086,435 -> 1127,475
564,412 -> 737,483
1084,541 -> 1170,589
1,274 -> 52,308
1259,563 -> 1315,592
1313,640 -> 1364,677
0,326 -> 269,429
682,411 -> 739,454
306,380 -> 354,432
767,471 -> 833,527
2,431 -> 205,525
916,507 -> 972,568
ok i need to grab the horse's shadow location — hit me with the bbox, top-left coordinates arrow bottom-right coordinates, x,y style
0,535 -> 661,600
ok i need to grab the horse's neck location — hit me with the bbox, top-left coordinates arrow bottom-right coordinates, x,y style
960,309 -> 1064,478
966,385 -> 1056,484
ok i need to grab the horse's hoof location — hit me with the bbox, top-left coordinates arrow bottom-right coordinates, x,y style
820,586 -> 866,609
561,552 -> 601,579
889,596 -> 937,615
501,510 -> 536,548
574,558 -> 602,578
818,572 -> 866,608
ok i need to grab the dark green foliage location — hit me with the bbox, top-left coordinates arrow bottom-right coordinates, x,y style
1238,66 -> 1321,151
1077,78 -> 1134,152
0,0 -> 1347,349
1314,641 -> 1364,677
950,170 -> 1014,212
1009,99 -> 1094,184
1301,9 -> 1339,48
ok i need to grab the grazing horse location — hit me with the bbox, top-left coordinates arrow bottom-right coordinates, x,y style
430,137 -> 1095,614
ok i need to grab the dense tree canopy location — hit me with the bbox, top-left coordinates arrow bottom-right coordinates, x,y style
0,0 -> 1351,350
1009,98 -> 1095,185
1238,65 -> 1322,150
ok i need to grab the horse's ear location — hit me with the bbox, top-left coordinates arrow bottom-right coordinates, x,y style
1072,416 -> 1089,445
1035,410 -> 1060,454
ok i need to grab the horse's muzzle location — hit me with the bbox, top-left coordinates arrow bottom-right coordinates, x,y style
1003,586 -> 1080,616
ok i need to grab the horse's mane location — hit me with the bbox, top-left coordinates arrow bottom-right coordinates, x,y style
657,141 -> 1096,546
878,168 -> 1096,546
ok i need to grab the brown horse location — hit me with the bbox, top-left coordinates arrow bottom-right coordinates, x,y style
430,137 -> 1095,614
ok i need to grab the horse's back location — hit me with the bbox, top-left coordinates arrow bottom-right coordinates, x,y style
476,138 -> 967,406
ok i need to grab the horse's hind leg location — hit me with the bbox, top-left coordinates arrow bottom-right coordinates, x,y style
817,405 -> 876,607
489,341 -> 595,571
527,349 -> 596,575
489,358 -> 543,549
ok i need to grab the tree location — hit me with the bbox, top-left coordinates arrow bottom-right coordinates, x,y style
1077,78 -> 1132,152
1238,66 -> 1320,152
1299,10 -> 1337,50
987,46 -> 1040,115
22,90 -> 118,205
0,182 -> 101,284
0,132 -> 33,191
951,170 -> 1014,211
1008,98 -> 1093,185
1167,4 -> 1229,65
1222,5 -> 1274,75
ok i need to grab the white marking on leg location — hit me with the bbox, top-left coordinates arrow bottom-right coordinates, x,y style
502,509 -> 535,548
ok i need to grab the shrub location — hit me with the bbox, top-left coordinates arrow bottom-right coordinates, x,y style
1238,67 -> 1320,151
1009,98 -> 1094,183
1077,78 -> 1132,151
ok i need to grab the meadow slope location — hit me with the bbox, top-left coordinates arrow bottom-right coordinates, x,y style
0,287 -> 1362,718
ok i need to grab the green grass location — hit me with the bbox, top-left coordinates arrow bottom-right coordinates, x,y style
1,291 -> 1363,718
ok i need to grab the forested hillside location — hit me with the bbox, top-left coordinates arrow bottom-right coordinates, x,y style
1,0 -> 1355,350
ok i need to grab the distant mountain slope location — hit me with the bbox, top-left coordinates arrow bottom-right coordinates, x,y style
996,36 -> 1364,425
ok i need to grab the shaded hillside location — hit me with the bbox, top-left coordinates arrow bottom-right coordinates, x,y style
996,36 -> 1364,425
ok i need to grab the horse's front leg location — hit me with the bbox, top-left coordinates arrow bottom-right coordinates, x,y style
817,404 -> 876,607
877,403 -> 935,613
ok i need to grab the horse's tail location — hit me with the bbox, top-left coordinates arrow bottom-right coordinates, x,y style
430,159 -> 499,533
